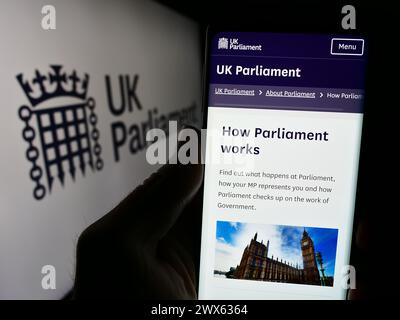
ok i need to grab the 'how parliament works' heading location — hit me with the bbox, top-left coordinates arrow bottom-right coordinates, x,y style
220,126 -> 329,155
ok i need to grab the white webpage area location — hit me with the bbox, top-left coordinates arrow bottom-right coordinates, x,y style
199,106 -> 363,300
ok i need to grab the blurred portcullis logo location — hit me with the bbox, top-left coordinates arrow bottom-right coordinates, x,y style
16,65 -> 103,200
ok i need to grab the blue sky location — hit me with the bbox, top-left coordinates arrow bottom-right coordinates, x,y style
215,221 -> 338,276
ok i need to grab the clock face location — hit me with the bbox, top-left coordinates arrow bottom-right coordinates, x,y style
303,241 -> 309,246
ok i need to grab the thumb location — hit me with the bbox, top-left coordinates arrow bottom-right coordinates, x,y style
101,161 -> 203,243
138,162 -> 204,242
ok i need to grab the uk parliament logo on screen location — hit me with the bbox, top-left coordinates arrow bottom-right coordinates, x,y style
218,37 -> 229,50
16,65 -> 103,200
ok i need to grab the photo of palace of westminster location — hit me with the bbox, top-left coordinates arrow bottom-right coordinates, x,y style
231,229 -> 333,286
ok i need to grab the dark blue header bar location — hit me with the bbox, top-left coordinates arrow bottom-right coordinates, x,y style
210,32 -> 367,89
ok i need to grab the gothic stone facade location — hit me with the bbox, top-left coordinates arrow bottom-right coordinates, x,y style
234,229 -> 321,285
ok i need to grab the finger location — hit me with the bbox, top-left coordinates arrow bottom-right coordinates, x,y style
142,163 -> 203,241
168,183 -> 203,272
157,236 -> 197,299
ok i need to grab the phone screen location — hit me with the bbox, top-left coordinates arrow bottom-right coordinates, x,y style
199,31 -> 366,299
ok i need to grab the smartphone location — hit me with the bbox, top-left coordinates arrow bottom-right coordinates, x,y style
198,27 -> 367,299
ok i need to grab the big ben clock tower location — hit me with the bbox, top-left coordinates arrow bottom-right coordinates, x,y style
301,228 -> 321,285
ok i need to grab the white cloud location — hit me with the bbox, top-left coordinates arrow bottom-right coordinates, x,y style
229,222 -> 239,229
214,238 -> 239,272
217,237 -> 227,243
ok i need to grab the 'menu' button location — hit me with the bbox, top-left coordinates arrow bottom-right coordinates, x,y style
331,38 -> 364,56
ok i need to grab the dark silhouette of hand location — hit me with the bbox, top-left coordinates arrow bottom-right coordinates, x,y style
73,161 -> 203,299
